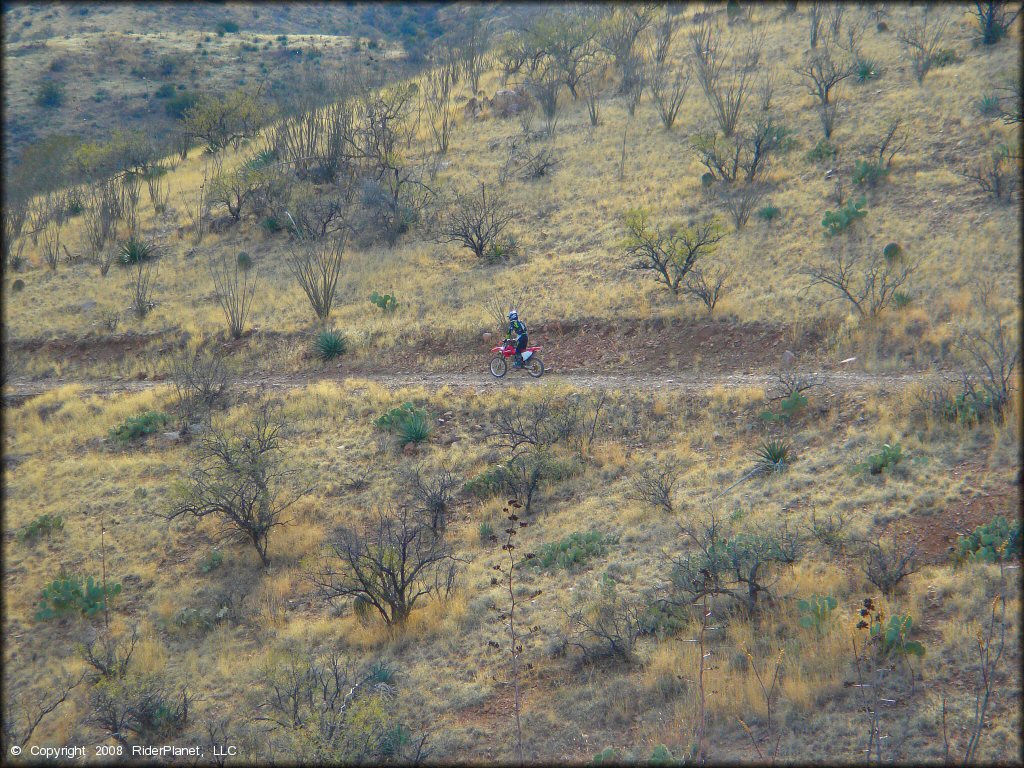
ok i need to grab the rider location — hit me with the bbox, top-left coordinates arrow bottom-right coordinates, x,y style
507,310 -> 528,367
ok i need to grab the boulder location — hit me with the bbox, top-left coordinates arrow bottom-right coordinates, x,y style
482,332 -> 493,344
491,88 -> 532,118
781,349 -> 796,368
463,96 -> 483,119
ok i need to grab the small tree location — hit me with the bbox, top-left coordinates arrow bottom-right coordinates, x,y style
683,266 -> 730,315
961,145 -> 1019,203
170,345 -> 233,428
285,236 -> 346,324
805,240 -> 918,319
897,8 -> 951,85
127,259 -> 156,319
210,253 -> 257,339
646,17 -> 690,130
689,18 -> 763,137
623,209 -> 724,296
423,58 -> 457,156
436,182 -> 516,260
313,506 -> 460,625
402,464 -> 458,534
168,402 -> 308,568
793,43 -> 854,138
953,314 -> 1020,423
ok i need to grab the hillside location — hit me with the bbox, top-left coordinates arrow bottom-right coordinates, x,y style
2,2 -> 1021,765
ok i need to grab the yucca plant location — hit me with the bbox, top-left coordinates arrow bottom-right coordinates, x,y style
754,438 -> 792,473
118,235 -> 159,266
854,57 -> 880,82
314,329 -> 348,361
396,409 -> 432,444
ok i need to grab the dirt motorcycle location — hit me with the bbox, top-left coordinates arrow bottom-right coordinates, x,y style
489,338 -> 544,378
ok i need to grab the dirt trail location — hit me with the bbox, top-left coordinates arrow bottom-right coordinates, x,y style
2,366 -> 942,405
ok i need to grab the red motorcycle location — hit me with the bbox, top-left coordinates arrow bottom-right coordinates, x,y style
489,338 -> 544,378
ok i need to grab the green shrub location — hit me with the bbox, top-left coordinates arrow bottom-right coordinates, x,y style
931,48 -> 960,68
759,391 -> 806,422
478,520 -> 495,542
369,291 -> 398,313
977,93 -> 1001,117
882,242 -> 902,261
165,91 -> 199,119
36,80 -> 65,108
700,171 -> 715,187
806,138 -> 838,163
154,83 -> 176,99
853,159 -> 889,187
756,204 -> 781,222
893,291 -> 912,308
861,442 -> 902,475
854,57 -> 880,82
528,530 -> 615,571
822,195 -> 867,237
216,20 -> 240,34
236,251 -> 253,270
593,747 -> 621,764
314,329 -> 348,361
374,402 -> 432,443
19,514 -> 64,543
954,516 -> 1021,565
261,215 -> 283,233
118,235 -> 159,266
109,411 -> 169,444
242,148 -> 276,172
798,594 -> 837,634
198,549 -> 224,573
464,467 -> 505,499
35,575 -> 121,620
367,661 -> 395,684
12,279 -> 25,292
353,594 -> 374,624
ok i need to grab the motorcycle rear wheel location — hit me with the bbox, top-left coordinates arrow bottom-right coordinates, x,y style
526,357 -> 544,378
489,356 -> 508,377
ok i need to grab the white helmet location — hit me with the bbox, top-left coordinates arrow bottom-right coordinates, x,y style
508,310 -> 518,321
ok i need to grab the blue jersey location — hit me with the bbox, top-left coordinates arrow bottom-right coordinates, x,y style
509,319 -> 527,337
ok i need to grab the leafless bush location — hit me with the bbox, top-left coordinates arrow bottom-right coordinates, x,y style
960,146 -> 1019,203
483,287 -> 530,336
806,506 -> 849,558
598,3 -> 658,81
41,219 -> 63,272
423,60 -> 457,155
119,171 -> 142,236
2,198 -> 29,267
563,579 -> 646,664
897,8 -> 951,85
285,236 -> 346,325
210,253 -> 257,339
794,42 -> 854,138
171,345 -> 233,427
689,17 -> 763,137
127,260 -> 156,318
715,182 -> 767,230
286,183 -> 353,240
683,266 -> 730,314
871,117 -> 908,169
525,61 -> 564,136
768,368 -> 827,401
87,673 -> 191,745
85,178 -> 121,269
805,240 -> 918,318
808,1 -> 826,48
952,314 -> 1020,423
2,673 -> 84,750
627,459 -> 681,513
499,138 -> 559,183
179,163 -> 211,247
580,62 -> 606,126
646,16 -> 690,130
488,392 -> 605,458
78,625 -> 139,681
402,464 -> 458,533
436,182 -> 516,260
168,402 -> 308,568
313,506 -> 460,625
144,165 -> 170,213
860,533 -> 920,594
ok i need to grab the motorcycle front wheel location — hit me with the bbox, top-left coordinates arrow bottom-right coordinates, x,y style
489,356 -> 508,377
526,357 -> 544,378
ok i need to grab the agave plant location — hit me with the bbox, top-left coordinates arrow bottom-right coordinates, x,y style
314,329 -> 348,361
118,235 -> 160,266
755,438 -> 792,473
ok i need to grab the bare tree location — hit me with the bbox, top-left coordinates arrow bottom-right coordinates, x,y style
860,533 -> 920,594
794,43 -> 854,137
808,1 -> 826,48
627,459 -> 682,513
872,117 -> 908,169
598,3 -> 659,85
313,506 -> 460,625
2,197 -> 29,267
523,6 -> 600,99
41,218 -> 62,272
2,673 -> 84,751
689,17 -> 763,137
897,8 -> 951,85
683,266 -> 730,315
168,402 -> 308,568
623,210 -> 725,296
805,240 -> 918,318
953,314 -> 1020,423
525,59 -> 564,136
402,464 -> 458,534
646,15 -> 690,129
423,58 -> 457,156
436,182 -> 516,260
179,161 -> 212,247
85,178 -> 121,271
716,182 -> 768,230
285,236 -> 346,324
170,345 -> 233,428
210,252 -> 257,339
